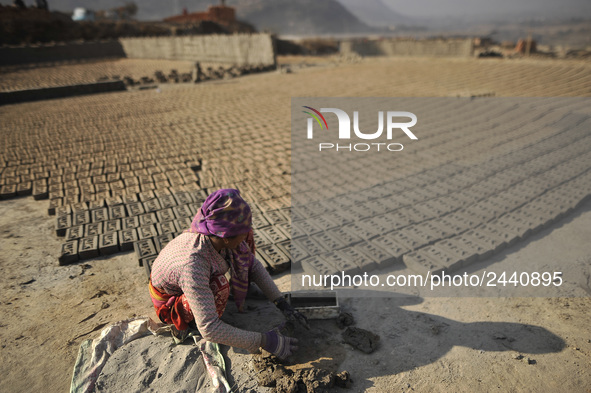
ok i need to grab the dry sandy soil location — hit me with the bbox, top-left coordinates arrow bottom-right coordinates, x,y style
1,55 -> 591,393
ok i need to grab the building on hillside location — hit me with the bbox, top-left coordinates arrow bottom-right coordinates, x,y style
164,5 -> 235,26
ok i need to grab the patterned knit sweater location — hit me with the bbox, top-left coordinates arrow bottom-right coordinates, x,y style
150,232 -> 282,353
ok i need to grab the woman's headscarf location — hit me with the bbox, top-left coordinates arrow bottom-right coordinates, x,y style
188,189 -> 254,311
190,188 -> 252,238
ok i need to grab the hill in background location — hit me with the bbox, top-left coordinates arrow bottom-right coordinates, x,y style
1,0 -> 374,35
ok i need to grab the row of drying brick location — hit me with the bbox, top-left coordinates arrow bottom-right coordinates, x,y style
297,169 -> 591,277
53,186 -> 296,275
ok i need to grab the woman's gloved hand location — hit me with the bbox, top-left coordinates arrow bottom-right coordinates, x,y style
273,296 -> 310,330
261,330 -> 298,359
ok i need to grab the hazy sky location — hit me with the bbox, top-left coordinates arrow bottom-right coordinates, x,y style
382,0 -> 591,18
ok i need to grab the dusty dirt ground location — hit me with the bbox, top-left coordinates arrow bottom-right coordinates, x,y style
1,55 -> 591,393
2,189 -> 590,392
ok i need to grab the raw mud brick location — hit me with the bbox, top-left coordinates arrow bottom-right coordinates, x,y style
66,225 -> 84,241
84,222 -> 103,237
72,209 -> 90,226
464,228 -> 506,254
138,224 -> 158,240
142,255 -> 157,280
173,204 -> 193,219
122,194 -> 139,204
357,241 -> 398,269
421,245 -> 463,272
56,205 -> 72,216
156,220 -> 178,235
94,183 -> 110,194
0,184 -> 17,199
266,209 -> 291,224
55,214 -> 72,237
106,173 -> 121,183
476,223 -> 518,248
403,250 -> 445,275
154,188 -> 171,199
91,208 -> 108,223
110,181 -> 126,193
360,215 -> 396,236
138,190 -> 156,202
433,239 -> 475,268
417,219 -> 456,239
79,184 -> 95,196
292,219 -> 326,238
156,208 -> 176,223
186,203 -> 200,216
301,255 -> 335,278
175,217 -> 192,230
323,251 -> 361,275
494,213 -> 532,240
450,234 -> 493,263
126,201 -> 145,217
254,229 -> 274,248
63,194 -> 80,205
105,195 -> 123,207
276,221 -> 291,237
32,184 -> 49,200
78,236 -> 99,260
258,226 -> 289,244
158,194 -> 178,209
404,206 -> 432,225
134,238 -> 157,261
371,235 -> 410,262
143,198 -> 162,213
88,199 -> 105,211
388,209 -> 415,230
119,228 -> 138,252
155,233 -> 175,253
16,182 -> 32,196
313,231 -> 347,252
71,202 -> 88,214
306,215 -> 339,232
407,223 -> 441,245
277,239 -> 309,263
340,245 -> 379,272
348,220 -> 380,240
138,212 -> 158,226
258,244 -> 291,274
138,175 -> 153,185
293,236 -> 327,258
48,183 -> 63,193
347,204 -> 373,220
99,232 -> 119,255
122,216 -> 140,230
251,211 -> 271,229
104,219 -> 121,233
326,227 -> 363,246
58,240 -> 79,265
364,199 -> 392,215
108,205 -> 127,220
389,229 -> 427,252
47,198 -> 64,216
355,201 -> 383,218
173,191 -> 195,205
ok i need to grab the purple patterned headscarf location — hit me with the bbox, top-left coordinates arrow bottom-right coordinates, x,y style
190,189 -> 252,238
188,189 -> 254,311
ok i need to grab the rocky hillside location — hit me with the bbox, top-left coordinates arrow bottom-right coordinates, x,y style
7,0 -> 372,35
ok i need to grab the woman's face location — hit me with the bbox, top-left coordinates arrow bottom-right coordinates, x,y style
225,232 -> 249,249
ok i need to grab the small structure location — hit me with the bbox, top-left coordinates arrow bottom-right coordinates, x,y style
72,7 -> 95,21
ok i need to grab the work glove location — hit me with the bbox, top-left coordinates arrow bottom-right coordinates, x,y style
273,296 -> 310,330
261,329 -> 298,359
